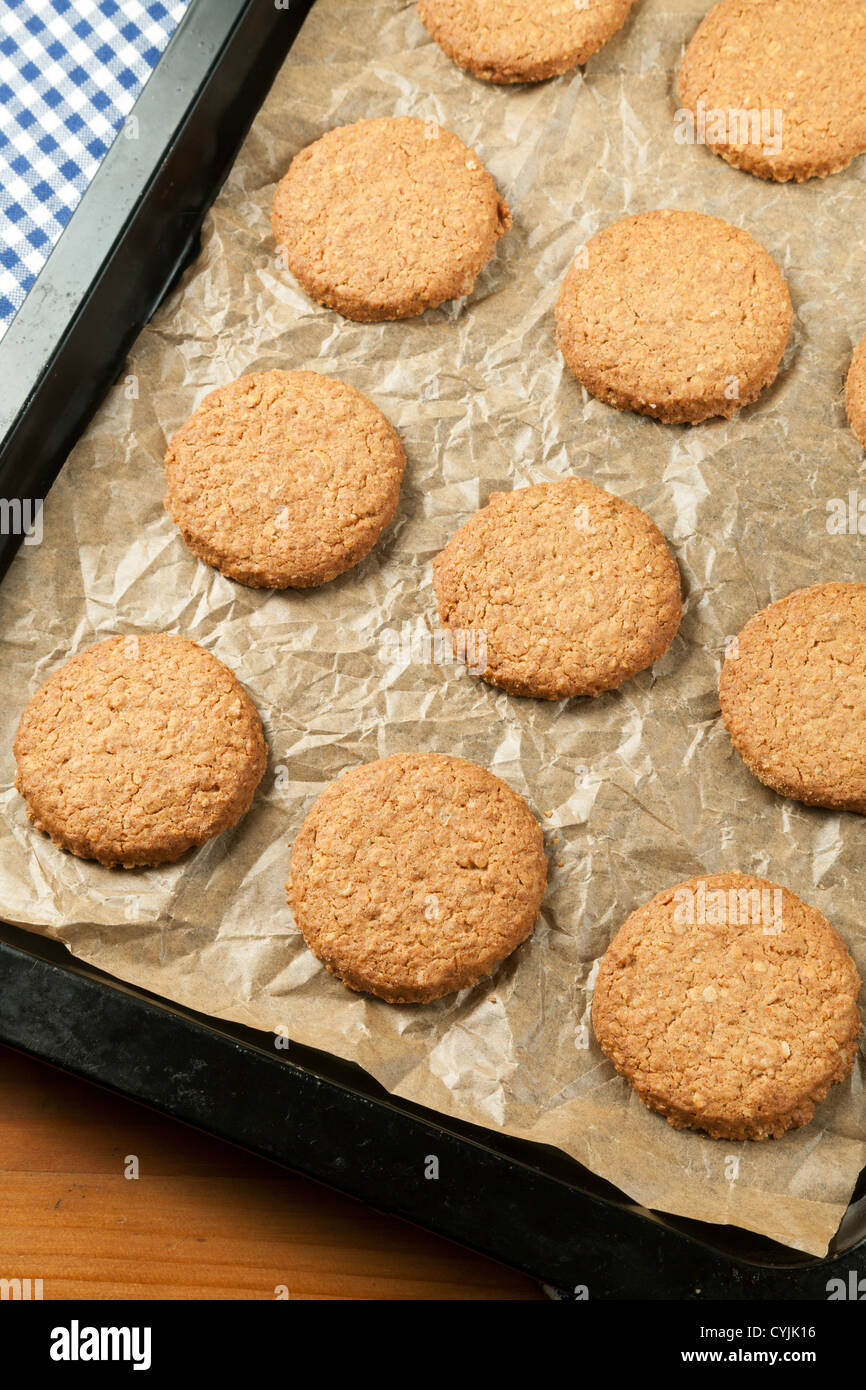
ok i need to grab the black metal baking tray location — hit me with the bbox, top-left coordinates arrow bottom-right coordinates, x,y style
0,0 -> 863,1299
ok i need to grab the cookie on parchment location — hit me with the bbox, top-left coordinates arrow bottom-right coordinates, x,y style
677,0 -> 866,183
720,583 -> 866,814
555,210 -> 792,424
287,752 -> 547,1003
417,0 -> 636,84
845,332 -> 866,449
271,116 -> 511,322
13,634 -> 267,867
433,479 -> 681,699
592,872 -> 861,1140
164,370 -> 406,589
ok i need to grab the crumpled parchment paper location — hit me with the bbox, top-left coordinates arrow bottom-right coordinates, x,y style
0,0 -> 864,1258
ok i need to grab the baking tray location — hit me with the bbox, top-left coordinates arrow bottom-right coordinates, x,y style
0,0 -> 864,1299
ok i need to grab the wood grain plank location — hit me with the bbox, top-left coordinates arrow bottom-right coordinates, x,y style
0,1045 -> 543,1300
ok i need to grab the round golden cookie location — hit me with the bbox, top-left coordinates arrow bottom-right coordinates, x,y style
845,331 -> 866,449
555,210 -> 792,424
13,635 -> 267,868
592,872 -> 861,1140
433,479 -> 681,699
164,370 -> 405,589
417,0 -> 636,84
720,583 -> 866,814
677,0 -> 866,183
287,753 -> 547,1003
271,116 -> 511,322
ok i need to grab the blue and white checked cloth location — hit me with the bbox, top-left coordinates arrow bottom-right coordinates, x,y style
0,0 -> 189,340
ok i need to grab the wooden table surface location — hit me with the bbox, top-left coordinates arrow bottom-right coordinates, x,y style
0,1043 -> 543,1300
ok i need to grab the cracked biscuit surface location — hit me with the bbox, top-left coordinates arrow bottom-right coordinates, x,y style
417,0 -> 636,83
13,634 -> 267,867
287,752 -> 547,1003
592,872 -> 861,1140
555,209 -> 792,424
720,583 -> 866,814
433,479 -> 681,699
845,331 -> 866,449
678,0 -> 866,182
271,116 -> 511,322
164,370 -> 406,589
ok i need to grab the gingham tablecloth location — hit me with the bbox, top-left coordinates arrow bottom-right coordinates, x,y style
0,0 -> 190,340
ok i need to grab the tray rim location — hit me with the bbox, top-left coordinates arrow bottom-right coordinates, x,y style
2,917 -> 863,1297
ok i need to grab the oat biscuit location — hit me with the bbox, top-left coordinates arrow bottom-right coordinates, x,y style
287,752 -> 547,1003
417,0 -> 636,84
592,872 -> 861,1140
845,331 -> 866,449
164,370 -> 406,589
720,583 -> 866,814
14,634 -> 267,867
555,210 -> 791,424
271,116 -> 511,322
433,479 -> 681,699
678,0 -> 866,182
